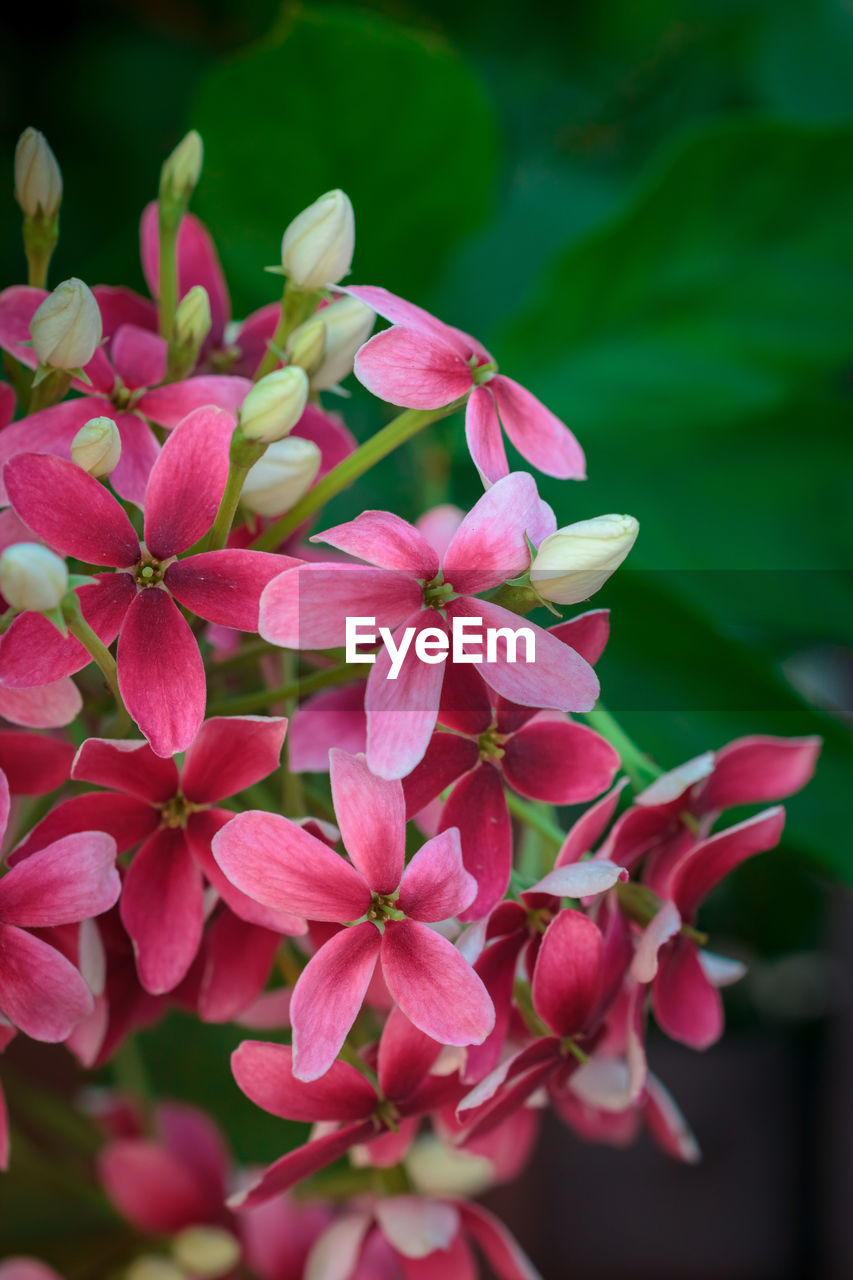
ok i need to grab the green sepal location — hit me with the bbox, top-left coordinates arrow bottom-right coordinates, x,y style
41,605 -> 67,636
30,362 -> 52,388
264,265 -> 288,277
66,574 -> 97,590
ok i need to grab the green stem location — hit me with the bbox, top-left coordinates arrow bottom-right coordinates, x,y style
582,702 -> 661,792
206,660 -> 369,716
505,791 -> 565,848
28,367 -> 72,414
255,283 -> 322,381
158,208 -> 180,339
206,460 -> 251,552
63,597 -> 131,733
22,212 -> 59,288
252,401 -> 465,551
279,650 -> 304,816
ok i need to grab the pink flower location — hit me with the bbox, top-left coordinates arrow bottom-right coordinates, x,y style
259,472 -> 599,778
2,406 -> 295,756
0,1262 -> 64,1280
345,285 -> 585,486
68,717 -> 302,995
213,750 -> 495,1081
0,285 -> 250,504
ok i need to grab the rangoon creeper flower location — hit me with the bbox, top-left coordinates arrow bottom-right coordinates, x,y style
0,542 -> 67,612
30,278 -> 102,370
14,128 -> 62,218
530,513 -> 639,604
240,367 -> 309,443
240,436 -> 321,517
280,189 -> 355,288
71,416 -> 122,477
2,407 -> 295,756
344,285 -> 586,485
213,750 -> 495,1082
0,1261 -> 65,1280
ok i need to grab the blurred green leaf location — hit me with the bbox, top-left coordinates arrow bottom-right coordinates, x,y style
191,5 -> 497,315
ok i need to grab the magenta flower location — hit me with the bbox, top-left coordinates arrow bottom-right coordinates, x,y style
345,285 -> 585,486
69,716 -> 302,995
2,406 -> 295,756
259,472 -> 599,779
213,750 -> 495,1081
0,1262 -> 64,1280
229,1008 -> 463,1206
0,286 -> 250,504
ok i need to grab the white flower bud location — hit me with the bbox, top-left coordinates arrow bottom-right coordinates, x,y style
530,513 -> 639,604
172,1226 -> 241,1278
125,1259 -> 185,1280
174,284 -> 211,346
241,436 -> 321,516
71,416 -> 122,477
280,189 -> 354,288
14,127 -> 62,218
405,1134 -> 494,1198
240,366 -> 309,443
286,316 -> 326,376
160,130 -> 203,204
0,542 -> 68,612
310,295 -> 375,390
30,277 -> 102,370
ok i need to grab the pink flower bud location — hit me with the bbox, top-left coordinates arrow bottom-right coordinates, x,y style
240,367 -> 309,443
30,277 -> 102,369
530,513 -> 639,604
280,189 -> 354,288
71,416 -> 121,477
0,542 -> 67,612
14,127 -> 62,218
241,436 -> 321,516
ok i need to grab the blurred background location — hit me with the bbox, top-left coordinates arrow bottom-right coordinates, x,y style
1,0 -> 852,1275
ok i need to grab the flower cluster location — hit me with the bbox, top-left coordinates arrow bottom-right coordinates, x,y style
0,128 -> 820,1280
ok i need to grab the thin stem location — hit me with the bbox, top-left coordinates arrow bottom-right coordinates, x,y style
206,660 -> 369,716
582,702 -> 661,792
22,212 -> 59,289
279,650 -> 304,816
63,601 -> 131,733
206,460 -> 251,551
505,791 -> 565,848
255,283 -> 322,381
252,401 -> 465,551
28,367 -> 72,414
158,209 -> 180,339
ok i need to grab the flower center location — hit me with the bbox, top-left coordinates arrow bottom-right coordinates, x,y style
159,792 -> 207,829
477,724 -> 509,762
135,552 -> 167,588
422,571 -> 458,610
471,357 -> 498,385
366,891 -> 405,924
374,1098 -> 401,1131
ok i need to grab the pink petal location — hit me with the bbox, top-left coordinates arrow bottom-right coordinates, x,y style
0,832 -> 118,927
380,920 -> 494,1047
212,809 -> 371,922
629,901 -> 682,984
143,405 -> 233,558
260,563 -> 420,650
0,1262 -> 64,1280
452,598 -> 599,713
671,806 -> 786,919
0,732 -> 73,795
377,1005 -> 443,1101
644,1074 -> 701,1163
437,660 -> 494,736
78,572 -> 138,644
547,608 -> 610,666
443,473 -> 542,595
0,384 -> 15,430
365,613 -> 447,780
531,908 -> 603,1037
455,1201 -> 542,1280
395,1232 -> 477,1280
199,911 -> 277,1023
354,327 -> 473,409
653,938 -> 723,1050
313,511 -> 439,578
117,590 -> 206,757
181,715 -> 287,803
0,285 -> 45,366
166,549 -> 293,630
0,923 -> 92,1040
230,1120 -> 377,1209
555,778 -> 629,867
440,763 -> 512,922
111,324 -> 166,389
0,399 -> 95,505
120,828 -> 205,994
293,403 -> 357,475
465,386 -> 509,485
344,286 -> 472,356
0,611 -> 93,687
402,731 -> 478,818
157,1099 -> 230,1211
137,375 -> 251,429
329,750 -> 405,893
93,285 -> 157,339
111,411 -> 162,506
398,827 -> 476,922
97,1138 -> 214,1234
502,720 -> 620,804
72,737 -> 179,803
531,860 -> 627,899
375,1197 -> 459,1259
288,681 -> 367,773
11,792 -> 158,863
231,1040 -> 377,1121
0,676 -> 81,728
4,453 -> 138,567
140,202 -> 231,343
491,375 -> 586,480
465,933 -> 527,1083
698,734 -> 822,813
291,923 -> 382,1081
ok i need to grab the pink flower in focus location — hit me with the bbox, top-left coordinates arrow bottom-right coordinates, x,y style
2,406 -> 295,756
259,472 -> 599,778
214,750 -> 495,1081
345,285 -> 585,486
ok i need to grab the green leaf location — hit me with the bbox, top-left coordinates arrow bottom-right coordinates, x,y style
190,6 -> 497,315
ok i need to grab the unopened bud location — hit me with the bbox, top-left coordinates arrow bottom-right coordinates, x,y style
171,1226 -> 241,1279
280,189 -> 354,288
241,436 -> 321,516
14,127 -> 62,218
0,543 -> 68,612
125,1259 -> 185,1280
30,277 -> 102,370
240,367 -> 309,444
310,295 -> 375,390
159,130 -> 203,206
174,284 -> 211,346
405,1134 -> 494,1198
530,514 -> 639,604
71,416 -> 121,477
286,316 -> 326,376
